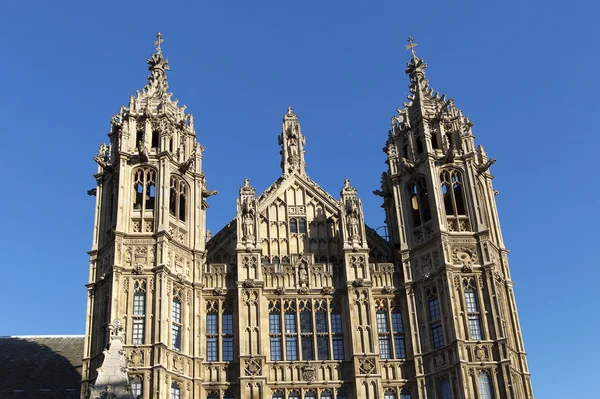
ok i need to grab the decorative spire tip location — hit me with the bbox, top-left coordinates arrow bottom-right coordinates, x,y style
405,36 -> 418,59
154,32 -> 164,55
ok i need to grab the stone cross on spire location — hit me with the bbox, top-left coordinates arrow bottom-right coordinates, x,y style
154,32 -> 164,55
278,107 -> 306,177
405,36 -> 418,59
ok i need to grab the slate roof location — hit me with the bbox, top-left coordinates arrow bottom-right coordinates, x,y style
0,336 -> 84,399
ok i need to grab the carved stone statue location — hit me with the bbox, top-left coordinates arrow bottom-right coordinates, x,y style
138,140 -> 149,162
347,200 -> 360,238
241,198 -> 255,239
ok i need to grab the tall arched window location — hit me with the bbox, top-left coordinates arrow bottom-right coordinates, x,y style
305,392 -> 316,399
428,287 -> 444,349
272,391 -> 284,399
384,390 -> 396,399
336,390 -> 348,399
406,178 -> 431,228
440,380 -> 452,399
478,372 -> 493,399
171,383 -> 181,399
464,280 -> 483,340
172,293 -> 182,351
133,167 -> 156,211
321,391 -> 332,399
132,281 -> 146,345
169,176 -> 187,223
440,169 -> 469,231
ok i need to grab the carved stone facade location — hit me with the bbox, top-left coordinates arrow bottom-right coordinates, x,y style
83,35 -> 532,399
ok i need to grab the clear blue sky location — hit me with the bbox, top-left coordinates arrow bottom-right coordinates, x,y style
0,1 -> 597,397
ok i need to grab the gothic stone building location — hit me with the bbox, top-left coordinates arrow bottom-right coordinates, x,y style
82,36 -> 533,399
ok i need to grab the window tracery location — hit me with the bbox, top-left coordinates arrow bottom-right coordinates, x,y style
268,298 -> 344,362
427,287 -> 444,349
463,278 -> 483,340
376,299 -> 406,360
172,288 -> 182,351
406,178 -> 431,229
206,300 -> 234,362
132,280 -> 146,345
170,175 -> 188,223
440,169 -> 470,231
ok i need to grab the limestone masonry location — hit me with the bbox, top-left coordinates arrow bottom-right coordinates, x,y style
83,34 -> 533,399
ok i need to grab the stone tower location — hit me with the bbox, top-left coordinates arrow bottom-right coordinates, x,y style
377,40 -> 533,398
82,34 -> 215,398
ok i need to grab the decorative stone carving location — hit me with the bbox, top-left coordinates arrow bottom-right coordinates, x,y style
321,287 -> 335,295
352,279 -> 365,287
359,357 -> 376,374
212,287 -> 226,296
461,264 -> 473,273
298,287 -> 309,295
302,364 -> 316,382
133,264 -> 143,274
244,358 -> 262,376
381,286 -> 394,294
129,348 -> 144,367
452,247 -> 478,265
242,279 -> 255,288
173,355 -> 184,373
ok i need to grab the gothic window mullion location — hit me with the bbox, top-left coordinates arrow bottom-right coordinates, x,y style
326,298 -> 334,361
386,299 -> 397,360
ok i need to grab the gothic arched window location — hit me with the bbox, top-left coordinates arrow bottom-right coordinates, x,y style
384,390 -> 396,399
130,375 -> 143,399
132,281 -> 146,345
171,383 -> 181,399
477,372 -> 493,399
440,169 -> 470,231
440,379 -> 452,399
272,391 -> 284,399
406,178 -> 431,228
133,167 -> 156,213
400,389 -> 412,399
170,175 -> 188,223
428,287 -> 444,349
464,280 -> 483,340
172,294 -> 182,352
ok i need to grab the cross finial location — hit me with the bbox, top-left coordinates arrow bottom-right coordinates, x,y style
154,32 -> 164,55
405,36 -> 417,58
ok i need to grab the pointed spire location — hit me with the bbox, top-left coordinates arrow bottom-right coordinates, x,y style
278,107 -> 306,177
147,32 -> 170,92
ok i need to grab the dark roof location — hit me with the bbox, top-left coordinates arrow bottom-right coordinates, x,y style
0,336 -> 84,399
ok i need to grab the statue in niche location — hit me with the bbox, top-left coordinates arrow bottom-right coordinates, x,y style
242,197 -> 255,240
347,200 -> 360,238
288,140 -> 298,157
298,260 -> 308,286
138,140 -> 149,162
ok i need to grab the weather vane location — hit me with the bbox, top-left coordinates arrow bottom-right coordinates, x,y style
154,32 -> 164,55
405,36 -> 417,57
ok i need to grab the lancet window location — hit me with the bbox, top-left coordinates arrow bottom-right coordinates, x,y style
132,280 -> 146,345
427,287 -> 444,349
169,176 -> 188,223
171,288 -> 183,352
290,218 -> 307,234
130,376 -> 143,398
171,382 -> 181,399
133,167 -> 156,213
406,178 -> 431,229
206,300 -> 234,362
464,279 -> 483,340
376,299 -> 406,360
269,299 -> 344,362
440,169 -> 470,231
477,372 -> 493,399
440,379 -> 452,399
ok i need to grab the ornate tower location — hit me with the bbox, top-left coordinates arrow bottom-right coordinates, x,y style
83,34 -> 216,398
378,39 -> 533,398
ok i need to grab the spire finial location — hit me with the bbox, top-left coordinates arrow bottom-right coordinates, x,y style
405,36 -> 418,59
154,32 -> 164,55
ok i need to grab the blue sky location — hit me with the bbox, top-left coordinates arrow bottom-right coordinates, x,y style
0,1 -> 598,397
